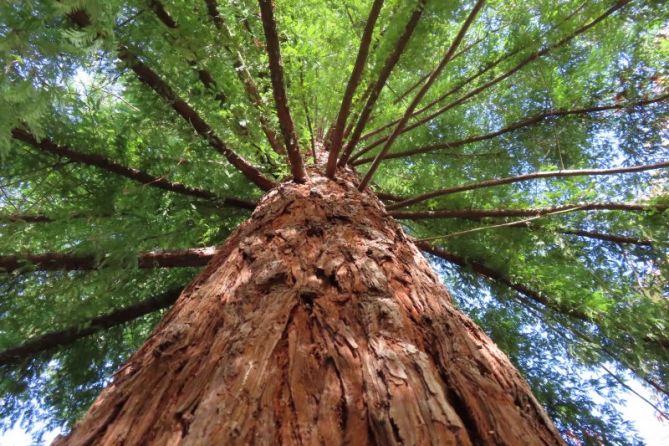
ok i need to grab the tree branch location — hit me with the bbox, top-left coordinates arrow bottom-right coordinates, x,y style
149,0 -> 227,103
0,288 -> 183,366
358,0 -> 486,190
118,47 -> 275,191
353,94 -> 669,164
67,8 -> 275,190
557,228 -> 654,246
204,0 -> 286,155
325,0 -> 384,178
390,27 -> 498,106
257,0 -> 307,182
355,47 -> 522,150
148,0 -> 177,28
0,247 -> 216,273
418,241 -> 669,356
360,2 -> 589,144
10,129 -> 256,210
356,0 -> 631,152
337,0 -> 426,166
426,217 -> 656,246
0,214 -> 53,223
391,203 -> 668,220
416,241 -> 590,319
387,161 -> 669,210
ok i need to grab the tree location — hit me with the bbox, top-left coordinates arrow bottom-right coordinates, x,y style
0,0 -> 667,444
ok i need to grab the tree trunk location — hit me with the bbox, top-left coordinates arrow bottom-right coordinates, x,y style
53,171 -> 565,445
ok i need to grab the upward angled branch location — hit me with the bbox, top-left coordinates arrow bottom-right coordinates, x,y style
204,0 -> 286,155
352,94 -> 669,164
358,0 -> 486,190
11,128 -> 256,211
0,287 -> 182,366
338,0 -> 426,166
359,0 -> 590,146
150,0 -> 227,103
118,47 -> 275,191
67,8 -> 274,190
362,0 -> 632,147
325,0 -> 384,178
354,45 -> 523,149
258,0 -> 307,182
387,161 -> 669,210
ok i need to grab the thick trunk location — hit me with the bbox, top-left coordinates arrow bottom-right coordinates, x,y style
54,172 -> 564,445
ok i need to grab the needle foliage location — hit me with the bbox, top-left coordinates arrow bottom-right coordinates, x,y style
1,1 -> 667,444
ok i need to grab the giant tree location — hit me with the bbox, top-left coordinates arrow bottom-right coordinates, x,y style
1,0 -> 668,444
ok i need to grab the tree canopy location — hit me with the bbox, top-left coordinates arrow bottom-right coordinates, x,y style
0,0 -> 667,443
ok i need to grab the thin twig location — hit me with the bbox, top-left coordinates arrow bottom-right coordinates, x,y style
417,206 -> 584,242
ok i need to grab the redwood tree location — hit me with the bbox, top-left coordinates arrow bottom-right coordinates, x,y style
0,0 -> 668,444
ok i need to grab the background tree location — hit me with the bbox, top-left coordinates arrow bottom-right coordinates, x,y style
0,0 -> 667,444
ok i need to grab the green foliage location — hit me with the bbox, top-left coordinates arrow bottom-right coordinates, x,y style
1,0 -> 668,443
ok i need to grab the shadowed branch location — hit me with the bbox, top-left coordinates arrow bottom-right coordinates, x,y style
67,8 -> 275,191
0,288 -> 183,366
416,241 -> 669,353
118,47 -> 275,190
204,0 -> 286,155
11,129 -> 256,210
0,246 -> 216,273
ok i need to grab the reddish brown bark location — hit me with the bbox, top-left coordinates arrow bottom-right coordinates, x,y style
54,171 -> 564,445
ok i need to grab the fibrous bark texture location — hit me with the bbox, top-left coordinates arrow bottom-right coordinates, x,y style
54,172 -> 564,445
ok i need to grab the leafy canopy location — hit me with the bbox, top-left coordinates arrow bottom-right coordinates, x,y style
0,0 -> 668,444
